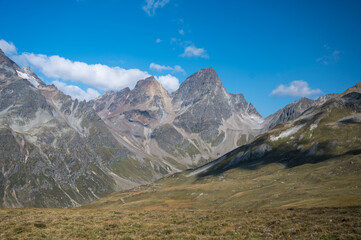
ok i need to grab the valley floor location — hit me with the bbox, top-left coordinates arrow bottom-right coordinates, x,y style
0,207 -> 360,239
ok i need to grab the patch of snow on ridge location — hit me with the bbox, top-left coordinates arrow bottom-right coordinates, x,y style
270,124 -> 305,141
310,123 -> 318,131
16,70 -> 39,88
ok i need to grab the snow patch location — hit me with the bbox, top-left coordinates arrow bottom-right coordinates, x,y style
310,123 -> 318,131
16,70 -> 39,88
270,124 -> 305,141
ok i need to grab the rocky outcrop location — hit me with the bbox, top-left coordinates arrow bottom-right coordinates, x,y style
264,94 -> 338,130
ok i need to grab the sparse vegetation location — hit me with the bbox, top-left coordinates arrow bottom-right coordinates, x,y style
0,207 -> 360,239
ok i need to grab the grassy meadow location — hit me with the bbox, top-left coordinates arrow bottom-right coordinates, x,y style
0,207 -> 360,239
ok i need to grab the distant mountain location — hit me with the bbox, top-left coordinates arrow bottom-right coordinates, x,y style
90,67 -> 264,170
0,49 -> 174,208
264,94 -> 338,130
193,82 -> 361,176
88,83 -> 361,210
1,46 -> 352,209
0,49 -> 264,208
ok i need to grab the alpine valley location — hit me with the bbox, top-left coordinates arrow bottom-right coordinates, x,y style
1,47 -> 360,210
0,45 -> 361,238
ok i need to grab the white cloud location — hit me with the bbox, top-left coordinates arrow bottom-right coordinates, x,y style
8,40 -> 179,94
271,80 -> 322,98
178,29 -> 184,35
52,80 -> 100,101
316,44 -> 342,65
316,50 -> 341,65
155,38 -> 162,43
180,45 -> 209,58
142,0 -> 169,16
170,38 -> 181,45
150,62 -> 185,74
155,74 -> 179,92
14,53 -> 150,91
0,39 -> 17,55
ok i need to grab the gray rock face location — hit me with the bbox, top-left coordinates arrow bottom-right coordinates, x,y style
172,67 -> 224,106
265,98 -> 316,130
0,49 -> 21,86
0,49 -> 174,208
315,94 -> 338,105
264,94 -> 338,130
92,67 -> 265,170
173,68 -> 262,142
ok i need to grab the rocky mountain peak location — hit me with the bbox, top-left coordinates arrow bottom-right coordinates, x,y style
340,82 -> 361,97
0,48 -> 17,66
126,76 -> 170,107
315,94 -> 338,105
184,67 -> 223,88
133,76 -> 166,93
264,97 -> 316,130
0,48 -> 5,57
0,49 -> 22,86
297,97 -> 314,105
172,67 -> 225,105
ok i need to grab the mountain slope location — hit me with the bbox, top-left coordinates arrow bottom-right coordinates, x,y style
264,94 -> 338,130
87,83 -> 361,210
0,49 -> 175,208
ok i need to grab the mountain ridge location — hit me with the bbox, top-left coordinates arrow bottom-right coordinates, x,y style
91,66 -> 265,170
0,50 -> 175,207
86,82 -> 361,211
1,47 -> 357,208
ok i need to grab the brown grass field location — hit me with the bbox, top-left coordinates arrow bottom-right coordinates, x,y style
0,206 -> 360,239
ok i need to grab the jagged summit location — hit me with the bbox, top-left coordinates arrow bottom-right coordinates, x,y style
90,67 -> 263,171
0,48 -> 22,87
133,76 -> 168,95
315,93 -> 338,105
125,76 -> 170,107
264,93 -> 341,130
340,82 -> 361,97
172,67 -> 224,104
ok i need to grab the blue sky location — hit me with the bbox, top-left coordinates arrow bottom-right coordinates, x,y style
1,0 -> 360,117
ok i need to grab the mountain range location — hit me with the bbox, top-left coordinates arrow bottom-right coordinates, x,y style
0,48 -> 359,208
88,82 -> 361,210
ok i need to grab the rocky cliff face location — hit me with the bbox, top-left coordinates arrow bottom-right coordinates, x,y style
264,94 -> 338,130
0,49 -> 174,208
91,67 -> 264,169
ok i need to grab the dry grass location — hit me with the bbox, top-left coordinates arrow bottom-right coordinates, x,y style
0,207 -> 360,239
86,155 -> 361,211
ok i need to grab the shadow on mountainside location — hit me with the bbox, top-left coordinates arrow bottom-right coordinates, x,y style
196,140 -> 361,178
196,92 -> 361,179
